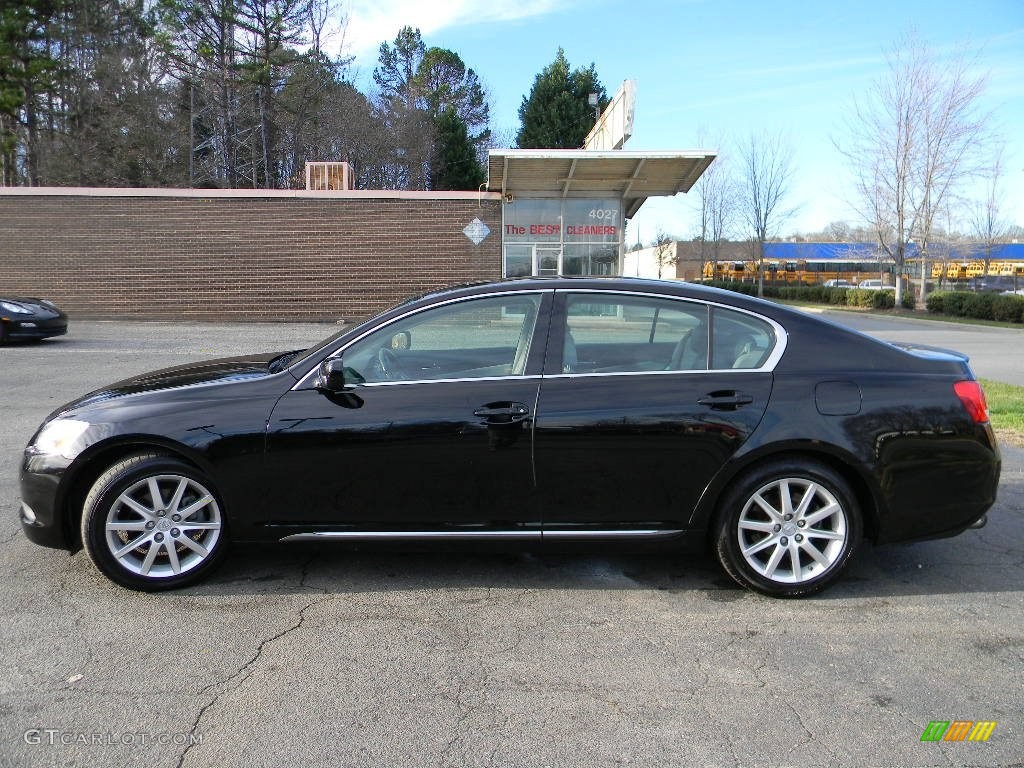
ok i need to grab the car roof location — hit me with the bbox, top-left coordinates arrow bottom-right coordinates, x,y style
306,276 -> 964,379
413,276 -> 780,310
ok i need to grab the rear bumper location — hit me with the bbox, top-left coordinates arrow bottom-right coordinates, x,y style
874,430 -> 1000,544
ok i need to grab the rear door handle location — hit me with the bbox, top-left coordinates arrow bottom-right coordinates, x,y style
473,402 -> 531,424
697,391 -> 754,410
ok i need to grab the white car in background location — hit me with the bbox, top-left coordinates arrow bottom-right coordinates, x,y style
857,279 -> 896,291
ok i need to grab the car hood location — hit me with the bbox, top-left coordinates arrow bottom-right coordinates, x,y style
54,352 -> 290,415
2,297 -> 63,316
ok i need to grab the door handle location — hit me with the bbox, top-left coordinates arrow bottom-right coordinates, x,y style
697,391 -> 754,410
473,402 -> 531,424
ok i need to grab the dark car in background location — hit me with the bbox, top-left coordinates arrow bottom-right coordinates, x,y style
0,297 -> 68,344
18,278 -> 1000,596
967,275 -> 1021,293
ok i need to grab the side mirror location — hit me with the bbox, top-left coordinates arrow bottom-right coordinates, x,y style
315,358 -> 348,393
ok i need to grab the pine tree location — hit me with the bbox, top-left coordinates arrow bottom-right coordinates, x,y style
0,0 -> 62,184
516,48 -> 607,149
430,106 -> 484,191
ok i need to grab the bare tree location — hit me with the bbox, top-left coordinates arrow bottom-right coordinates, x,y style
970,145 -> 1009,280
693,148 -> 736,281
708,159 -> 736,280
839,34 -> 991,301
653,229 -> 676,279
738,131 -> 796,296
827,221 -> 851,242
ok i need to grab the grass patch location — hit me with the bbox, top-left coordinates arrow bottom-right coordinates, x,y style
887,311 -> 1024,330
980,378 -> 1024,445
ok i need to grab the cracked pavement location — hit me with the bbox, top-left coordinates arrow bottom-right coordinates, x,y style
1,319 -> 1022,768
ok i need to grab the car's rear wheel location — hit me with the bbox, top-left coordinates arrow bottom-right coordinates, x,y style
714,459 -> 861,597
80,453 -> 227,591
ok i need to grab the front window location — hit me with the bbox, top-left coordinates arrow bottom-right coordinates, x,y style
341,294 -> 542,383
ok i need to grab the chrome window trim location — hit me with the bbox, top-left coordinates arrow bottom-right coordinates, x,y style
353,374 -> 544,388
291,289 -> 551,391
559,288 -> 788,373
542,368 -> 770,381
292,286 -> 788,390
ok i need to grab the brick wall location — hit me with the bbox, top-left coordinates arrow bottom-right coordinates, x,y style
0,190 -> 503,321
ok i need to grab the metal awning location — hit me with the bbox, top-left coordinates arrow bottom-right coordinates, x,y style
487,149 -> 716,218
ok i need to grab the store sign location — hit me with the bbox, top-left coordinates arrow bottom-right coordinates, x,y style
502,199 -> 622,244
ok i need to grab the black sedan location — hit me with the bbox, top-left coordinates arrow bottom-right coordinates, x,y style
1,296 -> 68,344
19,278 -> 1000,596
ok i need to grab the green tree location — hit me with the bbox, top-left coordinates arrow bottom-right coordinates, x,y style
373,24 -> 423,110
429,106 -> 484,190
373,26 -> 491,190
41,0 -> 180,186
516,48 -> 607,149
234,0 -> 315,187
156,0 -> 245,185
372,25 -> 430,188
0,0 -> 62,184
415,46 -> 489,150
276,53 -> 389,188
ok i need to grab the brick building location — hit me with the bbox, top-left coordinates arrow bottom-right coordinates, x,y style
0,188 -> 503,321
0,149 -> 714,321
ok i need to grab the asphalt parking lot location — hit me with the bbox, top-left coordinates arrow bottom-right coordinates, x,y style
1,319 -> 1022,768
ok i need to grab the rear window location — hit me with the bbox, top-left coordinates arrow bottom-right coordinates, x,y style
711,308 -> 776,369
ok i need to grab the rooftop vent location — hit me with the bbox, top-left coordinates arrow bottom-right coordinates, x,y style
305,162 -> 354,191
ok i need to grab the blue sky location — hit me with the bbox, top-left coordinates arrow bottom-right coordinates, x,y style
335,0 -> 1024,245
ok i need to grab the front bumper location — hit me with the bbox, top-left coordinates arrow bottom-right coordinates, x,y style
19,452 -> 74,550
2,316 -> 68,341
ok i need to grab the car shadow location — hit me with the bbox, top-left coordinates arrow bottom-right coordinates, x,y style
177,516 -> 1023,600
184,460 -> 1023,600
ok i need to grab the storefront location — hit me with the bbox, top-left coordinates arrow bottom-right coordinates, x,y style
500,197 -> 622,277
487,149 -> 715,279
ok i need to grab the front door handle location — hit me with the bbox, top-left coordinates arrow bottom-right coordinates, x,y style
473,402 -> 531,425
697,391 -> 754,411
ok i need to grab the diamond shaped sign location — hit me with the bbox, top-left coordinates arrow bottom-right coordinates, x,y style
463,218 -> 490,245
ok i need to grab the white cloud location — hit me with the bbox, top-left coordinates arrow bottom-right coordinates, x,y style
340,0 -> 570,58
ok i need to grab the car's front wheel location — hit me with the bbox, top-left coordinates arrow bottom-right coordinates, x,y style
714,459 -> 861,597
80,453 -> 228,590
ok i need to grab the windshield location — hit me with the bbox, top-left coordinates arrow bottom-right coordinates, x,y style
283,286 -> 492,373
284,316 -> 372,371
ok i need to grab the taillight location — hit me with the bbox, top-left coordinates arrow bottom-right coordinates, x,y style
953,380 -> 989,424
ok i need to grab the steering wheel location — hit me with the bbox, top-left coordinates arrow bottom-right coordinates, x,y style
377,347 -> 410,380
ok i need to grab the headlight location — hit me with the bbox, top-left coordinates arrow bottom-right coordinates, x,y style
1,301 -> 31,314
31,419 -> 90,459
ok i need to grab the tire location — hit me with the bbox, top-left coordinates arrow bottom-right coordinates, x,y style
713,459 -> 861,598
80,453 -> 228,591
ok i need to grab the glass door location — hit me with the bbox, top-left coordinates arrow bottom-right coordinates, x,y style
534,245 -> 563,276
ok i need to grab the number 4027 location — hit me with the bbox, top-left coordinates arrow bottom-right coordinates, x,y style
588,209 -> 617,220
